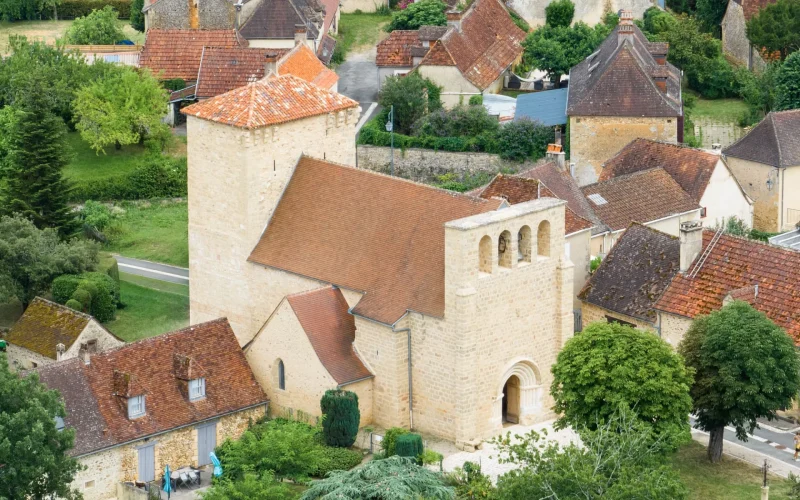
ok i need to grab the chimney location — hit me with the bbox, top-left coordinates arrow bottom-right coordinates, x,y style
56,343 -> 65,361
264,52 -> 279,78
546,143 -> 566,170
446,10 -> 462,31
554,126 -> 562,145
294,24 -> 307,46
652,66 -> 669,92
679,220 -> 704,273
618,10 -> 634,46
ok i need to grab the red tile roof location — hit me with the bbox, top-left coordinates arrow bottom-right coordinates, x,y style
420,0 -> 525,89
581,168 -> 700,232
35,319 -> 268,456
248,156 -> 501,324
182,74 -> 358,128
196,48 -> 289,98
656,232 -> 800,342
139,29 -> 247,81
601,139 -> 721,203
377,30 -> 424,67
278,43 -> 338,89
287,287 -> 373,385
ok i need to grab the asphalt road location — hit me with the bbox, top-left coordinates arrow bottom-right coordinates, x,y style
336,47 -> 379,122
115,256 -> 189,286
690,415 -> 800,468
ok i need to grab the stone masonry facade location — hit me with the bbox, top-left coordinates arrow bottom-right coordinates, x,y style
580,302 -> 653,331
722,0 -> 766,71
145,0 -> 236,31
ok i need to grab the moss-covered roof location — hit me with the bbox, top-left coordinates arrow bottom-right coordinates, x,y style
6,298 -> 91,359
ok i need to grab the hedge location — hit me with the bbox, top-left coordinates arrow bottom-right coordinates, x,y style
310,447 -> 364,477
395,433 -> 424,461
52,275 -> 82,304
381,427 -> 408,457
320,390 -> 360,448
51,271 -> 120,322
69,155 -> 187,202
51,0 -> 132,19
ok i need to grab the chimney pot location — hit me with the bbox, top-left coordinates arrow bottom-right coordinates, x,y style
679,220 -> 704,273
294,24 -> 308,45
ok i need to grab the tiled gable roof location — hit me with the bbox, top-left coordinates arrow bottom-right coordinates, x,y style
420,39 -> 456,65
278,43 -> 338,89
377,30 -> 424,67
579,223 -> 680,323
421,0 -> 525,89
6,298 -> 93,359
182,74 -> 358,128
139,29 -> 246,81
35,319 -> 268,456
723,109 -> 800,168
418,25 -> 448,41
240,0 -> 323,41
567,24 -> 682,117
196,48 -> 288,98
581,168 -> 700,231
287,287 -> 373,385
601,139 -> 721,202
475,174 -> 593,235
248,156 -> 501,325
656,232 -> 800,342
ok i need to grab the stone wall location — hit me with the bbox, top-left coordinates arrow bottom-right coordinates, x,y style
341,0 -> 387,13
5,343 -> 55,371
659,311 -> 692,347
508,0 -> 656,28
145,0 -> 235,30
724,156 -> 780,232
721,1 -> 766,71
64,320 -> 125,358
416,65 -> 481,109
357,145 -> 528,184
580,302 -> 654,331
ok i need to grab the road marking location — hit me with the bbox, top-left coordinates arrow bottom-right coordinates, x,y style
118,263 -> 189,281
694,426 -> 795,456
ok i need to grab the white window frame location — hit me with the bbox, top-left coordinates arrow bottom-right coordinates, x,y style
128,395 -> 146,419
189,378 -> 206,401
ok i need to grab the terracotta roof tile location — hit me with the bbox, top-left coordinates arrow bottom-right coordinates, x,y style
601,139 -> 721,202
140,29 -> 246,81
579,223 -> 679,323
248,156 -> 501,324
182,74 -> 358,128
656,232 -> 800,342
420,39 -> 456,65
278,43 -> 338,89
196,48 -> 288,98
581,168 -> 700,231
6,298 -> 91,359
287,287 -> 373,385
377,30 -> 424,67
240,0 -> 323,41
35,319 -> 268,456
723,109 -> 800,168
418,25 -> 448,41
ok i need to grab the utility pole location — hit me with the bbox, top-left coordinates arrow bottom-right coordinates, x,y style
385,105 -> 394,176
761,459 -> 770,500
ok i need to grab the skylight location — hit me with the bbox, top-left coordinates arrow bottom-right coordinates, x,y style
587,193 -> 608,206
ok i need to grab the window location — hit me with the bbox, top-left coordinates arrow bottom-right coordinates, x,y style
278,360 -> 286,390
517,226 -> 532,263
498,230 -> 512,268
30,361 -> 38,368
128,395 -> 146,419
189,378 -> 206,401
700,207 -> 707,218
537,220 -> 551,257
479,235 -> 492,273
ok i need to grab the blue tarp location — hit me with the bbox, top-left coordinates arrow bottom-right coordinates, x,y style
514,88 -> 568,127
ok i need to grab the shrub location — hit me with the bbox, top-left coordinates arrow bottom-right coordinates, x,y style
71,288 -> 93,311
381,427 -> 408,456
64,299 -> 84,312
468,95 -> 483,106
130,0 -> 144,30
385,0 -> 446,31
497,118 -> 554,161
80,201 -> 114,232
545,0 -> 574,27
51,275 -> 82,304
69,155 -> 187,202
162,78 -> 187,92
379,73 -> 442,135
320,390 -> 360,448
201,472 -> 296,500
395,433 -> 424,461
444,461 -> 496,499
508,8 -> 530,32
420,449 -> 443,467
65,6 -> 125,45
80,272 -> 117,321
55,0 -> 132,19
311,446 -> 364,477
411,105 -> 499,138
98,254 -> 120,288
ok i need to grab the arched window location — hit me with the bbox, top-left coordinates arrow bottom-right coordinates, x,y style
479,235 -> 492,273
277,359 -> 286,390
498,230 -> 512,268
517,225 -> 532,263
537,220 -> 551,257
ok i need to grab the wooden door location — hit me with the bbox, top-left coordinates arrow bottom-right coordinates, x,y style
505,377 -> 520,424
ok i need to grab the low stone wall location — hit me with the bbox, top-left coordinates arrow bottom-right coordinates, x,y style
356,145 -> 530,184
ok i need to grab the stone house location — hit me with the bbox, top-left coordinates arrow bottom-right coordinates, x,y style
581,168 -> 702,255
35,319 -> 268,500
376,26 -> 447,87
508,0 -> 656,29
722,109 -> 800,232
142,0 -> 237,31
4,298 -> 124,371
721,0 -> 775,70
567,12 -> 682,186
182,78 -> 573,448
416,0 -> 526,108
601,139 -> 753,228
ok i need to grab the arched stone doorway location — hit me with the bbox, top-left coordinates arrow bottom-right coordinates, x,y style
502,375 -> 521,424
493,359 -> 544,428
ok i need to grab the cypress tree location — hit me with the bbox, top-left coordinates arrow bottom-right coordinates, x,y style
320,390 -> 360,447
0,97 -> 74,236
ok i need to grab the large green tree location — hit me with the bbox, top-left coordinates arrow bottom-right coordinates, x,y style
385,0 -> 447,32
544,0 -> 574,27
130,0 -> 145,31
551,322 -> 693,447
775,50 -> 800,110
0,354 -> 83,499
747,0 -> 800,61
695,0 -> 728,36
679,301 -> 800,463
0,215 -> 98,310
65,6 -> 125,45
494,407 -> 688,500
378,72 -> 442,135
0,97 -> 75,234
522,22 -> 605,82
73,66 -> 169,153
201,472 -> 295,500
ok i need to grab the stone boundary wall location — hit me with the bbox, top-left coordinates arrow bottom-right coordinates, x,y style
356,145 -> 532,184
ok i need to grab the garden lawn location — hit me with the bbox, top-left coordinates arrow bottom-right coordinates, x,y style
690,96 -> 750,124
672,441 -> 793,499
64,132 -> 146,184
0,19 -> 144,54
104,200 -> 188,267
336,13 -> 391,58
105,273 -> 189,341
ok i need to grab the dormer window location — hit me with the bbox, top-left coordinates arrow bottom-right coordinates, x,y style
128,395 -> 145,419
189,378 -> 206,401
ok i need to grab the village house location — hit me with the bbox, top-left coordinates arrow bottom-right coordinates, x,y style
3,298 -> 124,371
581,168 -> 701,255
34,319 -> 268,500
567,11 -> 683,186
507,0 -> 656,29
721,0 -> 775,70
142,0 -> 237,31
376,26 -> 447,86
722,109 -> 800,232
182,77 -> 574,448
416,0 -> 526,108
601,139 -> 753,228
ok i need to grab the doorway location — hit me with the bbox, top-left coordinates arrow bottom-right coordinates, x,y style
502,375 -> 520,424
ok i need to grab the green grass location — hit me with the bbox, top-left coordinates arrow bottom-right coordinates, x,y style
336,13 -> 392,59
63,132 -> 148,183
672,441 -> 793,499
689,95 -> 750,124
104,200 -> 188,267
105,274 -> 189,341
0,19 -> 144,54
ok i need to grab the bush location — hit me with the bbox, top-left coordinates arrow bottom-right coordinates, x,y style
55,0 -> 132,19
497,118 -> 554,161
468,95 -> 483,106
98,254 -> 120,287
395,433 -> 424,460
320,390 -> 360,448
444,461 -> 496,499
385,0 -> 447,31
201,472 -> 296,500
69,155 -> 187,202
411,105 -> 499,138
130,0 -> 144,30
51,275 -> 82,304
80,200 -> 114,232
80,272 -> 118,321
545,0 -> 574,27
64,299 -> 84,312
71,287 -> 93,311
311,446 -> 364,477
381,427 -> 408,457
379,73 -> 442,135
65,6 -> 125,45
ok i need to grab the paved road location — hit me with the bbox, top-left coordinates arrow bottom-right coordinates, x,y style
115,256 -> 189,286
336,47 -> 379,122
690,416 -> 800,468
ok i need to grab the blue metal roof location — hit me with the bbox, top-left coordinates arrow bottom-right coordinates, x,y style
514,88 -> 568,126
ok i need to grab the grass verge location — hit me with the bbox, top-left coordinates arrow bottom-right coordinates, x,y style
335,13 -> 391,61
104,200 -> 188,267
64,132 -> 147,183
0,19 -> 144,54
106,273 -> 189,342
690,95 -> 750,124
672,441 -> 793,499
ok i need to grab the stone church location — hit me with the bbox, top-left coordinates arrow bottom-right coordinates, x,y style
182,74 -> 573,448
